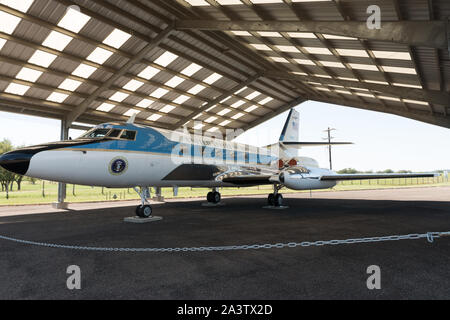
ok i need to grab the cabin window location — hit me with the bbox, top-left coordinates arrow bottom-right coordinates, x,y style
120,130 -> 137,140
107,129 -> 122,138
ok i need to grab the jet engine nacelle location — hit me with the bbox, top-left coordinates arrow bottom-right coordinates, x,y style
279,168 -> 336,190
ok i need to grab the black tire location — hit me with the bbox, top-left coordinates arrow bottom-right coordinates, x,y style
207,192 -> 213,202
268,193 -> 275,206
213,192 -> 221,203
136,205 -> 152,218
274,194 -> 283,207
141,205 -> 152,218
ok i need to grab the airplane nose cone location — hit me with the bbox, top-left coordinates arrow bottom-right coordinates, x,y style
0,150 -> 33,175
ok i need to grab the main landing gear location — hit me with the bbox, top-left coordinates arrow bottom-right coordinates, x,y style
206,189 -> 221,204
133,187 -> 152,218
267,184 -> 283,207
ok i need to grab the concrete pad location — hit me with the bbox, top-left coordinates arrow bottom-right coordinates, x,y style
123,216 -> 163,223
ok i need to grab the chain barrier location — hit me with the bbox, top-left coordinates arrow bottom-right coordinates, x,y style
0,231 -> 449,253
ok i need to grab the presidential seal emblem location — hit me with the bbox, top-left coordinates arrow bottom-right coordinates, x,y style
109,157 -> 128,175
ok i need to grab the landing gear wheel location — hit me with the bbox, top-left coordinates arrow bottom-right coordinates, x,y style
207,192 -> 213,203
274,194 -> 283,207
212,191 -> 221,204
136,205 -> 152,218
268,193 -> 275,206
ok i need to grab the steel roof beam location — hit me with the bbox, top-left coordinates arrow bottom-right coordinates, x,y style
175,20 -> 448,49
65,24 -> 174,125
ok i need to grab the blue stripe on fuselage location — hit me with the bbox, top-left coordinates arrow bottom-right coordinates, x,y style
64,123 -> 276,165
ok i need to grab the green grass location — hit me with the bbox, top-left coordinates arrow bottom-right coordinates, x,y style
1,176 -> 449,206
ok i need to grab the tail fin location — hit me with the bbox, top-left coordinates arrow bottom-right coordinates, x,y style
279,109 -> 300,142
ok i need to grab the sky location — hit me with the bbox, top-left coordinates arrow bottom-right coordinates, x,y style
0,101 -> 449,171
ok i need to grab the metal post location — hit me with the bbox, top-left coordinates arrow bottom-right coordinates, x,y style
54,119 -> 69,209
323,127 -> 336,170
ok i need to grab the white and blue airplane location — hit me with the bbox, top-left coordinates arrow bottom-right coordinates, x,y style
0,109 -> 436,218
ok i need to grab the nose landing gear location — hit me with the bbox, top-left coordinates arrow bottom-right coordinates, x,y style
133,187 -> 152,218
207,190 -> 221,204
267,184 -> 285,208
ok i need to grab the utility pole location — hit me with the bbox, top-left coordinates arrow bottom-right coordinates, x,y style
323,127 -> 336,170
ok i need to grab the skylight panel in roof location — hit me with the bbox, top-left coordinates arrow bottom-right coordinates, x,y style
323,34 -> 357,40
96,103 -> 115,112
250,44 -> 271,51
160,105 -> 175,113
46,92 -> 68,103
165,76 -> 185,88
316,87 -> 331,92
173,95 -> 189,104
334,89 -> 351,95
0,38 -> 6,50
349,63 -> 378,71
219,120 -> 231,127
235,87 -> 247,95
0,11 -> 21,34
193,113 -> 203,120
245,91 -> 261,100
57,7 -> 91,33
276,45 -> 300,53
251,0 -> 284,3
259,97 -> 273,105
203,73 -> 222,85
150,88 -> 169,98
232,113 -> 244,119
383,66 -> 416,75
231,31 -> 251,36
216,0 -> 241,4
188,84 -> 205,95
379,95 -> 400,102
355,92 -> 375,98
138,66 -> 160,80
72,63 -> 97,78
293,71 -> 308,76
154,51 -> 178,67
16,67 -> 42,82
393,82 -> 422,89
292,0 -> 331,2
207,127 -> 219,132
271,57 -> 289,63
87,47 -> 113,65
124,109 -> 139,117
103,29 -> 131,49
303,47 -> 333,55
372,51 -> 411,60
231,100 -> 245,108
5,83 -> 29,95
365,80 -> 389,85
184,0 -> 209,5
193,123 -> 204,130
0,0 -> 34,13
58,79 -> 82,91
338,76 -> 358,81
110,92 -> 129,102
258,31 -> 282,37
287,32 -> 316,39
28,50 -> 57,68
315,74 -> 332,79
148,114 -> 162,121
42,31 -> 73,51
245,105 -> 258,112
294,58 -> 315,65
136,98 -> 153,108
320,61 -> 345,68
403,99 -> 428,106
205,116 -> 217,123
218,108 -> 231,116
336,49 -> 369,57
181,63 -> 202,77
123,79 -> 144,92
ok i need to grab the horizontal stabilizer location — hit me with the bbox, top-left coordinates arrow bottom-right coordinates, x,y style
282,141 -> 353,147
320,172 -> 437,181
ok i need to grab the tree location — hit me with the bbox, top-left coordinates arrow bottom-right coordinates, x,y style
0,139 -> 15,198
337,168 -> 359,174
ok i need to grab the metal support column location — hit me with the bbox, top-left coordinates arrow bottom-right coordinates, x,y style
152,187 -> 164,202
54,119 -> 69,209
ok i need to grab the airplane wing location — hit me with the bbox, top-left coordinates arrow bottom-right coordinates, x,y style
320,172 -> 437,181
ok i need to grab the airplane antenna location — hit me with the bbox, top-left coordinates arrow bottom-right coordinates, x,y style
126,113 -> 137,124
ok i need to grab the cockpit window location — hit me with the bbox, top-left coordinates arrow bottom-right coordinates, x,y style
107,129 -> 122,138
120,130 -> 137,140
82,128 -> 110,138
